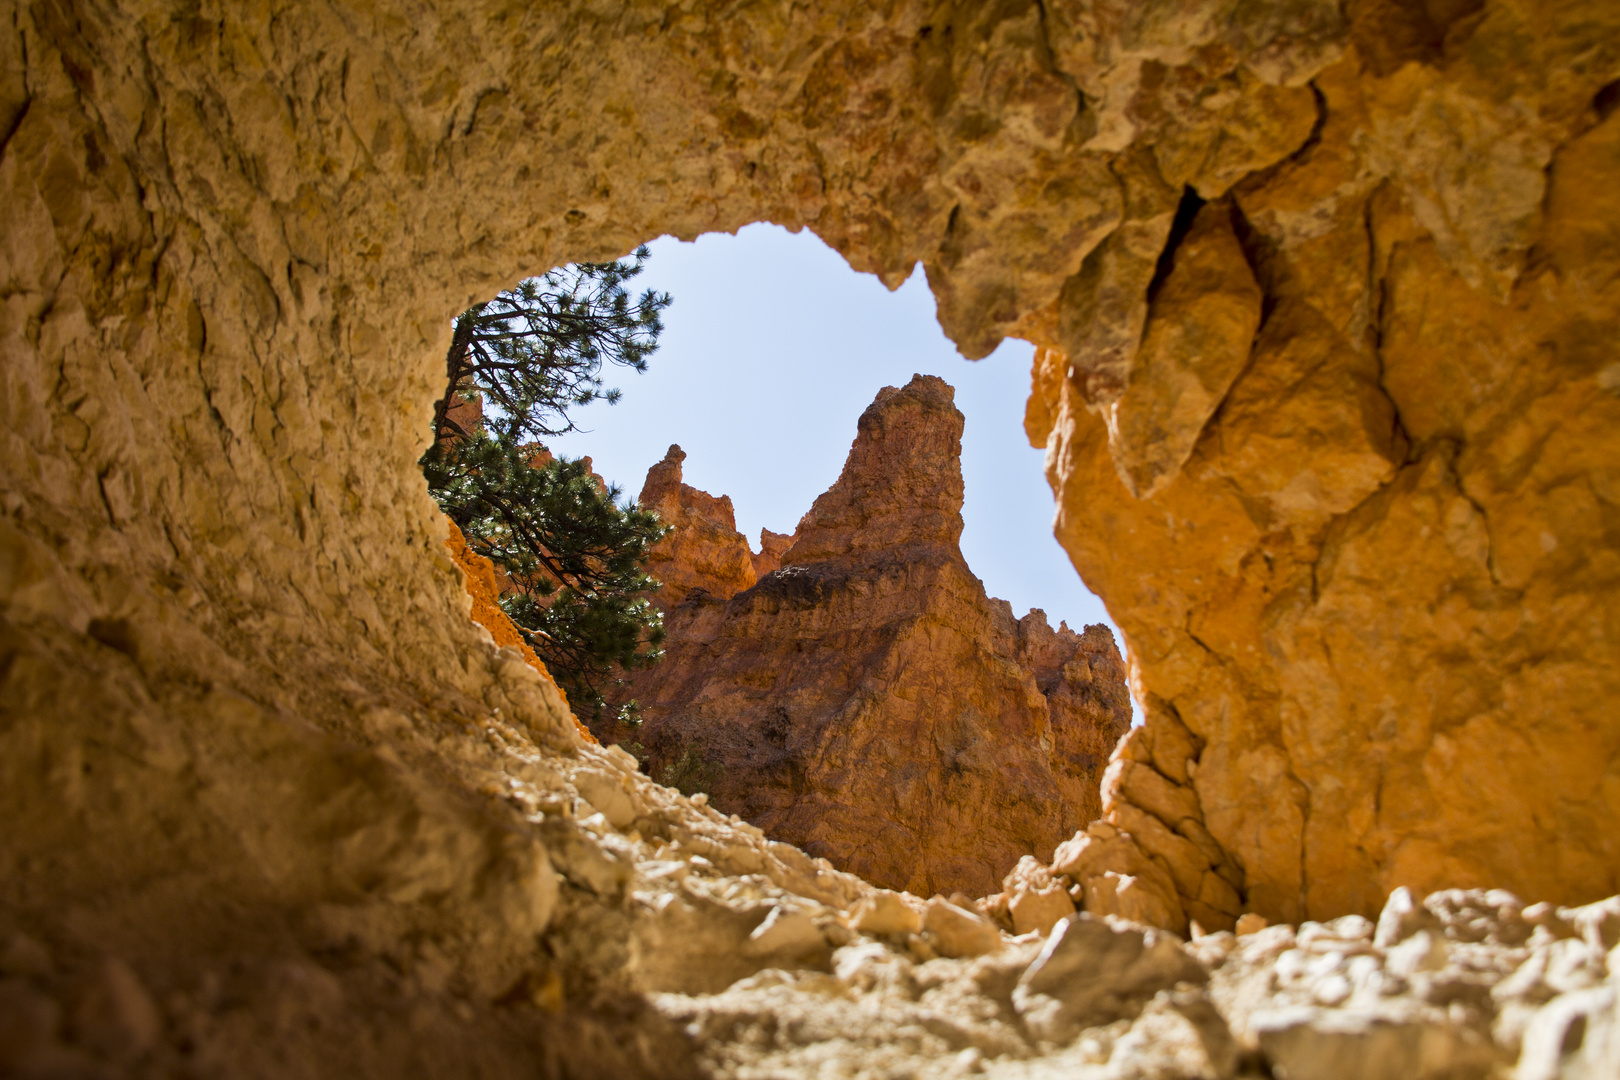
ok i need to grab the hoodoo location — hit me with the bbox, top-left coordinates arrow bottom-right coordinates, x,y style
603,376 -> 1132,897
3,0 -> 1618,1076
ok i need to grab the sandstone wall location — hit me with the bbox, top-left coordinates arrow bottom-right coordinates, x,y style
443,518 -> 597,743
607,377 -> 1132,898
1,0 -> 1617,1074
1026,14 -> 1620,928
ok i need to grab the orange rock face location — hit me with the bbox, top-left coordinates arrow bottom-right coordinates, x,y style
442,519 -> 593,743
606,376 -> 1132,897
751,529 -> 792,580
1025,38 -> 1620,933
637,444 -> 760,606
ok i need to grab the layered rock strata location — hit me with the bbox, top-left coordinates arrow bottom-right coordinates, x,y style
2,0 -> 1617,1075
1032,707 -> 1255,935
607,376 -> 1131,897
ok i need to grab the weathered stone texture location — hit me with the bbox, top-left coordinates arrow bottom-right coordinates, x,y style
1032,9 -> 1620,932
606,376 -> 1131,897
658,887 -> 1620,1079
750,528 -> 792,580
638,443 -> 761,606
2,0 -> 1617,1074
444,518 -> 595,742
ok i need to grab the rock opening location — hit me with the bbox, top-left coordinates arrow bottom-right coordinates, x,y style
596,375 -> 1132,899
3,0 -> 1618,1076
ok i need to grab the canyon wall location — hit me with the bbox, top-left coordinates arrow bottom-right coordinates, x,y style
1,0 -> 1617,1074
1025,16 -> 1620,929
606,376 -> 1132,898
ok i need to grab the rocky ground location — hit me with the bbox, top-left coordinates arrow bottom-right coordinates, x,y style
6,715 -> 1615,1080
4,0 -> 1617,1076
663,885 -> 1620,1079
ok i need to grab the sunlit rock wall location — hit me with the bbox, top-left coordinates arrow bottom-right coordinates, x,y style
0,0 -> 1616,1072
1026,3 -> 1620,927
637,443 -> 762,606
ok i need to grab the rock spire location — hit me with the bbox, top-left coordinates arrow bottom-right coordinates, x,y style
603,375 -> 1132,897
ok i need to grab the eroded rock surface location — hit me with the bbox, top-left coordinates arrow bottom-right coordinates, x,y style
606,376 -> 1131,897
1028,9 -> 1620,930
444,518 -> 592,742
653,886 -> 1620,1080
637,444 -> 762,607
2,0 -> 1617,1075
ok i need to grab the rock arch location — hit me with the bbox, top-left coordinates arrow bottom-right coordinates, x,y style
2,0 -> 1618,1066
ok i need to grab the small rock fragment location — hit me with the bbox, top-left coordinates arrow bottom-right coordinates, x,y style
1009,882 -> 1076,937
1564,896 -> 1620,951
1515,985 -> 1618,1080
851,890 -> 922,937
1253,1006 -> 1498,1080
1374,886 -> 1438,948
68,957 -> 161,1061
1012,914 -> 1205,1044
1384,930 -> 1447,978
574,768 -> 638,829
922,897 -> 1002,959
744,906 -> 825,959
1110,989 -> 1239,1080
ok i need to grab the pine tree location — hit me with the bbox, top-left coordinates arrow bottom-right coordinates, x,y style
422,248 -> 673,721
431,250 -> 668,446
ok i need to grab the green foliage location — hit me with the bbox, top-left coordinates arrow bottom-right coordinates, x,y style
422,250 -> 672,720
432,247 -> 669,446
658,746 -> 725,797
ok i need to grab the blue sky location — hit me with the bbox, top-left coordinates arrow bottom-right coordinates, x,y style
545,223 -> 1122,649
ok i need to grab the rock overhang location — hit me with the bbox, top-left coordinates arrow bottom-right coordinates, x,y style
2,0 -> 1619,1075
